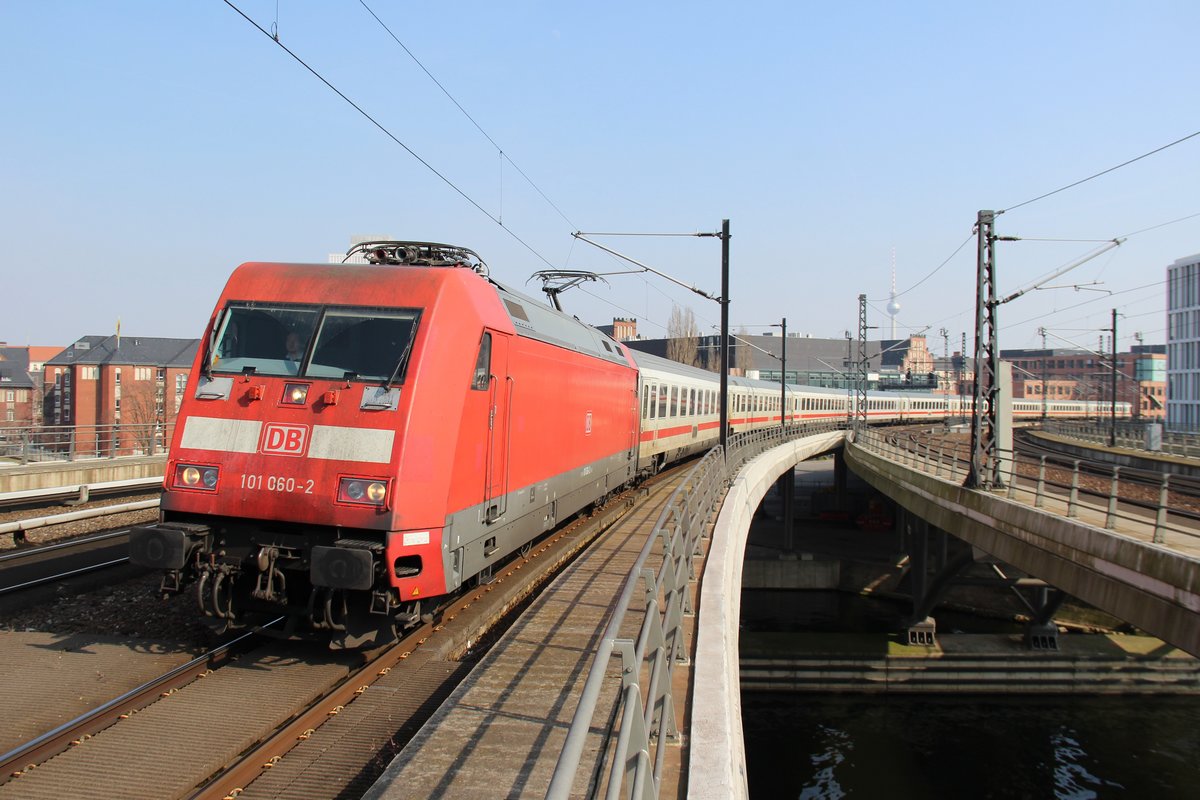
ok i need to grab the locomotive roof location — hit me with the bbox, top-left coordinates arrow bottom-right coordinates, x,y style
488,279 -> 632,368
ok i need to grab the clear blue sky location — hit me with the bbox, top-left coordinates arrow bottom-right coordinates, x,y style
3,1 -> 1198,358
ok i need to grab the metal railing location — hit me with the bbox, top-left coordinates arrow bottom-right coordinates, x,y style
854,427 -> 1200,547
546,420 -> 843,800
1042,420 -> 1200,457
0,423 -> 174,463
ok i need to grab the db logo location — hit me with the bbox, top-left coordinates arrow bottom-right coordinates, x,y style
260,423 -> 309,456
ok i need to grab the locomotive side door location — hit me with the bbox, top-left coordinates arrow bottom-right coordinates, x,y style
478,329 -> 511,522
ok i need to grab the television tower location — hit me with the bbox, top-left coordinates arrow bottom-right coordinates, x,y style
886,248 -> 901,339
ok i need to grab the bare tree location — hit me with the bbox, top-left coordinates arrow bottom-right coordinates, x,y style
733,327 -> 754,376
120,379 -> 161,455
666,305 -> 701,367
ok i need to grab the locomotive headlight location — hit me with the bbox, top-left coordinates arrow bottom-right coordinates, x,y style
175,463 -> 219,491
282,383 -> 309,405
338,477 -> 388,507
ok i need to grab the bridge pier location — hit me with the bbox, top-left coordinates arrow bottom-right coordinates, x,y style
833,449 -> 848,511
897,506 -> 1077,651
776,466 -> 796,559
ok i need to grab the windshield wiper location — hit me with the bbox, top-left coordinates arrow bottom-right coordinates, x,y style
202,310 -> 226,379
385,335 -> 416,389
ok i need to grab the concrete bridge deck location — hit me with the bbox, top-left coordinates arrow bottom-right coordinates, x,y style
362,470 -> 695,800
846,431 -> 1200,657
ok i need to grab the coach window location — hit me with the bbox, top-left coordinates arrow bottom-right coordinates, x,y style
643,385 -> 654,419
658,384 -> 669,418
470,333 -> 491,390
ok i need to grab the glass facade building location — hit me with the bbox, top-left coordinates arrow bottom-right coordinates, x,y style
1167,252 -> 1200,431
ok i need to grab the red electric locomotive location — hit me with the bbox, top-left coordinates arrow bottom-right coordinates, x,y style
131,242 -> 640,647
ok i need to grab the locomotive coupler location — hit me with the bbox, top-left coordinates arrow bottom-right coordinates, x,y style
159,569 -> 184,597
369,587 -> 398,616
251,546 -> 288,602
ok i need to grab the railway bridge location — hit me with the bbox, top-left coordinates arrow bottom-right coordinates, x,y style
3,426 -> 1199,799
360,424 -> 1200,799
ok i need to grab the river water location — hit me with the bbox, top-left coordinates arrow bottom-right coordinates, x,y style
742,693 -> 1200,799
739,591 -> 1200,798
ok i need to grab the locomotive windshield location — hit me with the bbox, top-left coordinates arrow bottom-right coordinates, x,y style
211,303 -> 421,383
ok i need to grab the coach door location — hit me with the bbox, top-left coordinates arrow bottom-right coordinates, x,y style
478,330 -> 511,523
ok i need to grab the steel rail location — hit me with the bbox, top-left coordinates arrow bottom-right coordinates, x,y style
0,557 -> 130,596
859,428 -> 1200,545
0,530 -> 129,563
0,623 -> 275,780
0,499 -> 159,537
191,479 -> 653,800
0,477 -> 163,508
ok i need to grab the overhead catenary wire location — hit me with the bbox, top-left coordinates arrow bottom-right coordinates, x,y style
356,0 -> 578,230
903,203 -> 1195,347
1118,210 -> 1200,240
1001,129 -> 1200,214
220,0 -> 557,269
1003,278 -> 1165,333
884,232 -> 974,302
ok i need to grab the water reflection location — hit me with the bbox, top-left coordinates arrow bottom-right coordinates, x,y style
799,725 -> 850,800
1052,728 -> 1124,799
744,694 -> 1200,799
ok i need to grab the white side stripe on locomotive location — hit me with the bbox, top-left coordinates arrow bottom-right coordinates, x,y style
180,416 -> 395,463
309,425 -> 395,463
181,416 -> 262,453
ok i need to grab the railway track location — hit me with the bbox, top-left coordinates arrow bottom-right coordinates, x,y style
884,425 -> 1200,527
0,530 -> 135,599
0,488 -> 160,548
0,627 -> 263,781
0,477 -> 162,511
0,466 -> 679,799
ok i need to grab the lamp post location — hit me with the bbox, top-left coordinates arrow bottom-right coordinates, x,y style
1109,308 -> 1118,447
771,318 -> 787,432
1039,326 -> 1048,422
844,330 -> 853,423
572,220 -> 731,450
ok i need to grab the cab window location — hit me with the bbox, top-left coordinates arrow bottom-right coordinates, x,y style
471,333 -> 491,390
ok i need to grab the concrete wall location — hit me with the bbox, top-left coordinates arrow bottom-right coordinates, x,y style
0,455 -> 165,494
688,430 -> 845,800
741,558 -> 839,590
1029,430 -> 1200,478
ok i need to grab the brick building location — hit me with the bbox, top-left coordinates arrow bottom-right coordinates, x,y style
1003,347 -> 1166,421
43,335 -> 199,455
596,317 -> 639,342
0,344 -> 60,427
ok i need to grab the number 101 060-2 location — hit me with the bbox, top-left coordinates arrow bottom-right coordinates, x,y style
240,474 -> 315,494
